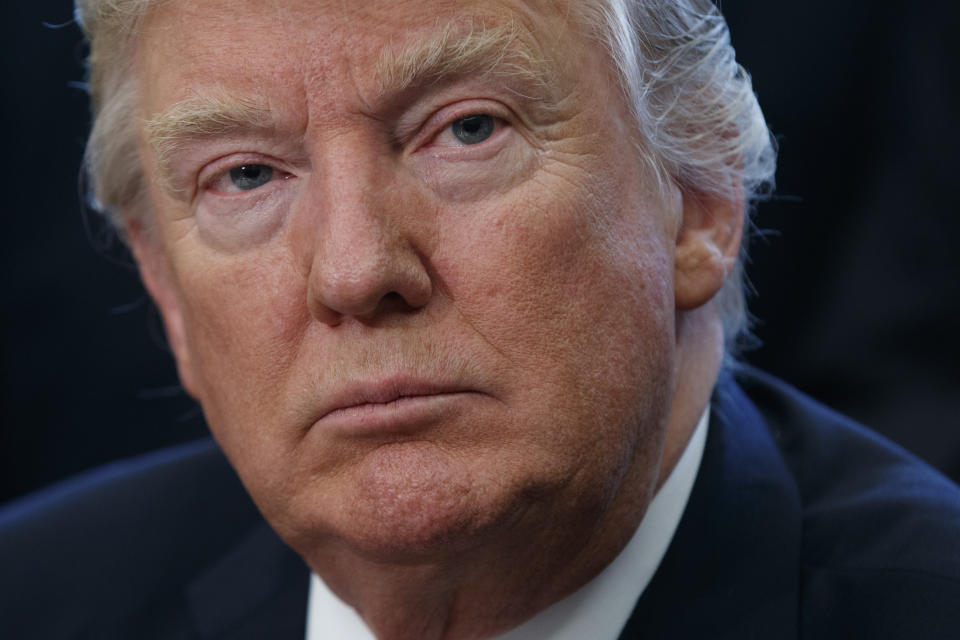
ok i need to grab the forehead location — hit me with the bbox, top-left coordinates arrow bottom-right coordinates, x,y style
135,0 -> 589,113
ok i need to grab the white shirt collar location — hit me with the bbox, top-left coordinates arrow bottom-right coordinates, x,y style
305,408 -> 709,640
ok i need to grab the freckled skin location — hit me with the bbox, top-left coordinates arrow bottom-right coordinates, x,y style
129,1 -> 739,638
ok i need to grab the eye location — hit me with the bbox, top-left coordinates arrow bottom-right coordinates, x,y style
450,114 -> 496,145
204,162 -> 288,195
229,164 -> 274,190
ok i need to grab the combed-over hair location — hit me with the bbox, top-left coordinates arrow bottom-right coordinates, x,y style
74,0 -> 776,350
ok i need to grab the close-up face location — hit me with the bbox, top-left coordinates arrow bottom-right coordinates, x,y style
132,0 -> 684,561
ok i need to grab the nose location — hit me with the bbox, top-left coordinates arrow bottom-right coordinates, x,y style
300,159 -> 433,326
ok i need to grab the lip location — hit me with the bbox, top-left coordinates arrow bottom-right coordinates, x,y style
315,377 -> 479,434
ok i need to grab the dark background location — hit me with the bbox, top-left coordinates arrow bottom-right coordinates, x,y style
2,0 -> 959,505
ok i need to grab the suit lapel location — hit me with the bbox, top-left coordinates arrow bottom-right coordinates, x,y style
619,371 -> 803,639
186,521 -> 310,640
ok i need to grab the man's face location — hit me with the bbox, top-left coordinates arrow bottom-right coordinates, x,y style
133,0 -> 684,559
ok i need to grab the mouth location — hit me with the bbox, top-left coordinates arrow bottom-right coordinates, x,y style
315,378 -> 480,434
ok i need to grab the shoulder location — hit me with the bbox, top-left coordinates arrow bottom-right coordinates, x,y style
731,366 -> 960,636
0,438 -> 264,635
0,438 -> 260,554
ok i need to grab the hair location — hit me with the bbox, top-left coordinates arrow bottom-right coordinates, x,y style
75,0 -> 776,351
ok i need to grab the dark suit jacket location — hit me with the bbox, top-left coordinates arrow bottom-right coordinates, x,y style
2,367 -> 959,638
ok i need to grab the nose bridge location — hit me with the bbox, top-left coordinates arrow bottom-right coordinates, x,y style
299,135 -> 432,324
322,143 -> 390,263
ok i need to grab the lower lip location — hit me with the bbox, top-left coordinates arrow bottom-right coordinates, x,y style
316,392 -> 478,435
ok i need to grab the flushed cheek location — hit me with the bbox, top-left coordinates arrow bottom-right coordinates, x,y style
436,176 -> 672,357
426,196 -> 673,483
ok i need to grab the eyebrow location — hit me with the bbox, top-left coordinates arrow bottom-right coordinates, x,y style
373,18 -> 558,102
145,93 -> 274,183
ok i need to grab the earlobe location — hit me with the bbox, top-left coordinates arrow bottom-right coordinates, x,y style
125,220 -> 200,399
674,188 -> 744,311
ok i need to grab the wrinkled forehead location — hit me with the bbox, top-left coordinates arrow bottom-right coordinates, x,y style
134,0 -> 594,109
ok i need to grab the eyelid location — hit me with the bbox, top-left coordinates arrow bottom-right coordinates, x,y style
198,154 -> 291,195
412,99 -> 513,152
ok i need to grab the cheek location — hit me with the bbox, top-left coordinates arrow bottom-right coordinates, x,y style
430,166 -> 677,462
173,249 -> 307,438
434,167 -> 675,365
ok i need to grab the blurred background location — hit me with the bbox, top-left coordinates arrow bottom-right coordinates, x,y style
2,0 -> 959,505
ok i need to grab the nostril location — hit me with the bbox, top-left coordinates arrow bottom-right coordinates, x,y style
377,291 -> 415,314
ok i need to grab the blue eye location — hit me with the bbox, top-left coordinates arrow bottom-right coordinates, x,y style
229,164 -> 274,191
451,115 -> 495,145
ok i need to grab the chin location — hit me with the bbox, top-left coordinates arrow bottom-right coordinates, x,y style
350,441 -> 506,560
281,440 -> 510,562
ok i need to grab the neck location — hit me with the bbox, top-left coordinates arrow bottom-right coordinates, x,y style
303,487 -> 648,640
658,304 -> 724,489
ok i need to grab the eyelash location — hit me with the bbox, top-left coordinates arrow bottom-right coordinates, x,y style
200,155 -> 291,196
415,101 -> 511,152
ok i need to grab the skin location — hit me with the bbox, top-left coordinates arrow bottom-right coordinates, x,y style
128,0 -> 742,638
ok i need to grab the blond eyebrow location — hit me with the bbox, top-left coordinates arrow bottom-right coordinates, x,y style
373,19 -> 558,101
144,94 -> 273,181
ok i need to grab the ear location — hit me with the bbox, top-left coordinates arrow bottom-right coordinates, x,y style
674,188 -> 744,311
125,220 -> 199,398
